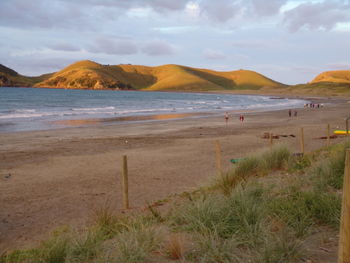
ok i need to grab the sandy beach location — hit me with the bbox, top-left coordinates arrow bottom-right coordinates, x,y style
1,96 -> 349,252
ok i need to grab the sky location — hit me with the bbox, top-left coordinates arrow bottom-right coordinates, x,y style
0,0 -> 349,85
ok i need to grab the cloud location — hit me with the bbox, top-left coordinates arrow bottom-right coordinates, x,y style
84,0 -> 189,11
141,40 -> 175,56
324,62 -> 350,70
203,49 -> 226,60
47,43 -> 81,52
145,0 -> 189,12
0,0 -> 89,30
232,40 -> 268,49
199,0 -> 241,23
88,38 -> 138,55
250,0 -> 287,16
0,0 -> 190,30
283,1 -> 350,32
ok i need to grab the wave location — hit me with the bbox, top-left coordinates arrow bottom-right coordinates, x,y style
72,106 -> 115,111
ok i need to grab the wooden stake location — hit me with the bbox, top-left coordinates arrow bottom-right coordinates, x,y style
338,149 -> 350,263
215,140 -> 222,176
327,124 -> 330,147
120,155 -> 129,209
300,127 -> 305,155
269,132 -> 273,149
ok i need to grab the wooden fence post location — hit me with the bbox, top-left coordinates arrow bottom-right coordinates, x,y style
338,149 -> 350,263
215,140 -> 222,176
300,127 -> 305,155
327,124 -> 330,147
121,155 -> 129,209
269,132 -> 273,149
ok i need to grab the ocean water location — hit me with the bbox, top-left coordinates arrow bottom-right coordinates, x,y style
0,87 -> 307,132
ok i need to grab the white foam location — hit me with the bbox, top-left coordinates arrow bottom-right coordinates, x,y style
72,106 -> 115,111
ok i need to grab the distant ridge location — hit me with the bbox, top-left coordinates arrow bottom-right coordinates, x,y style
1,60 -> 350,95
311,70 -> 350,84
0,63 -> 53,87
34,60 -> 285,91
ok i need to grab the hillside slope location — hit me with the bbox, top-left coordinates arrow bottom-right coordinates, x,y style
286,70 -> 350,96
0,64 -> 52,87
34,60 -> 285,91
311,70 -> 350,84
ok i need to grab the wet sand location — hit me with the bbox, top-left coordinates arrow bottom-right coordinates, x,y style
0,96 -> 349,251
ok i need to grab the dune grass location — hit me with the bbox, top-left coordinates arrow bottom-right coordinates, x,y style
216,145 -> 290,195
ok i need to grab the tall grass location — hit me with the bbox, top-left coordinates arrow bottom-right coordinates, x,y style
100,226 -> 161,263
216,145 -> 290,194
186,233 -> 241,263
170,183 -> 268,244
255,230 -> 303,263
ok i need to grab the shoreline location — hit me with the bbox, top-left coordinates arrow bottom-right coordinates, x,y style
0,88 -> 314,133
1,95 -> 349,251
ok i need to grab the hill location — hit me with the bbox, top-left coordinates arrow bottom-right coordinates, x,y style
286,70 -> 350,96
311,70 -> 350,84
34,60 -> 285,91
2,61 -> 350,95
0,64 -> 52,87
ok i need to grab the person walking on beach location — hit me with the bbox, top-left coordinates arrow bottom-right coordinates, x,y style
294,110 -> 298,117
288,109 -> 292,117
224,112 -> 229,126
239,114 -> 244,122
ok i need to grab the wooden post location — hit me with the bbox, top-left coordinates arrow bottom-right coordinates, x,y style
269,132 -> 273,149
215,140 -> 222,176
327,124 -> 330,147
338,149 -> 350,263
120,155 -> 129,209
300,127 -> 305,155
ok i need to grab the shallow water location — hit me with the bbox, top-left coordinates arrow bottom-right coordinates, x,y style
0,87 -> 306,132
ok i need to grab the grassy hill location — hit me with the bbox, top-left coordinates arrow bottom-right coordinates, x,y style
33,60 -> 285,91
0,64 -> 52,87
2,61 -> 350,95
286,70 -> 350,96
311,70 -> 350,84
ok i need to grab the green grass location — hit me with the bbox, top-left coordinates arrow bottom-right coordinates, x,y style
216,145 -> 290,195
99,226 -> 161,263
170,183 -> 268,244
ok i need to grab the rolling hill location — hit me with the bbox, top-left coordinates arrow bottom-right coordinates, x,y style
311,70 -> 350,84
287,70 -> 350,96
33,60 -> 285,91
0,64 -> 53,87
1,60 -> 349,95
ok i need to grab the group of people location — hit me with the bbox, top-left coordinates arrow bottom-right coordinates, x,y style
224,112 -> 244,125
304,103 -> 322,108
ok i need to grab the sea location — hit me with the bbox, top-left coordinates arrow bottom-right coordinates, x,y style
0,87 -> 307,132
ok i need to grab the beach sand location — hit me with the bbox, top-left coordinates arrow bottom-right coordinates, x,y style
1,96 -> 349,251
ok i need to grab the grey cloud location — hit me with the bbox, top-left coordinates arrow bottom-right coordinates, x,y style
324,63 -> 350,70
0,0 -> 88,30
283,1 -> 350,32
88,38 -> 138,55
146,0 -> 189,12
0,0 -> 190,30
141,40 -> 175,56
83,0 -> 189,11
250,0 -> 287,16
203,49 -> 226,60
47,43 -> 81,52
232,40 -> 268,49
199,0 -> 241,23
